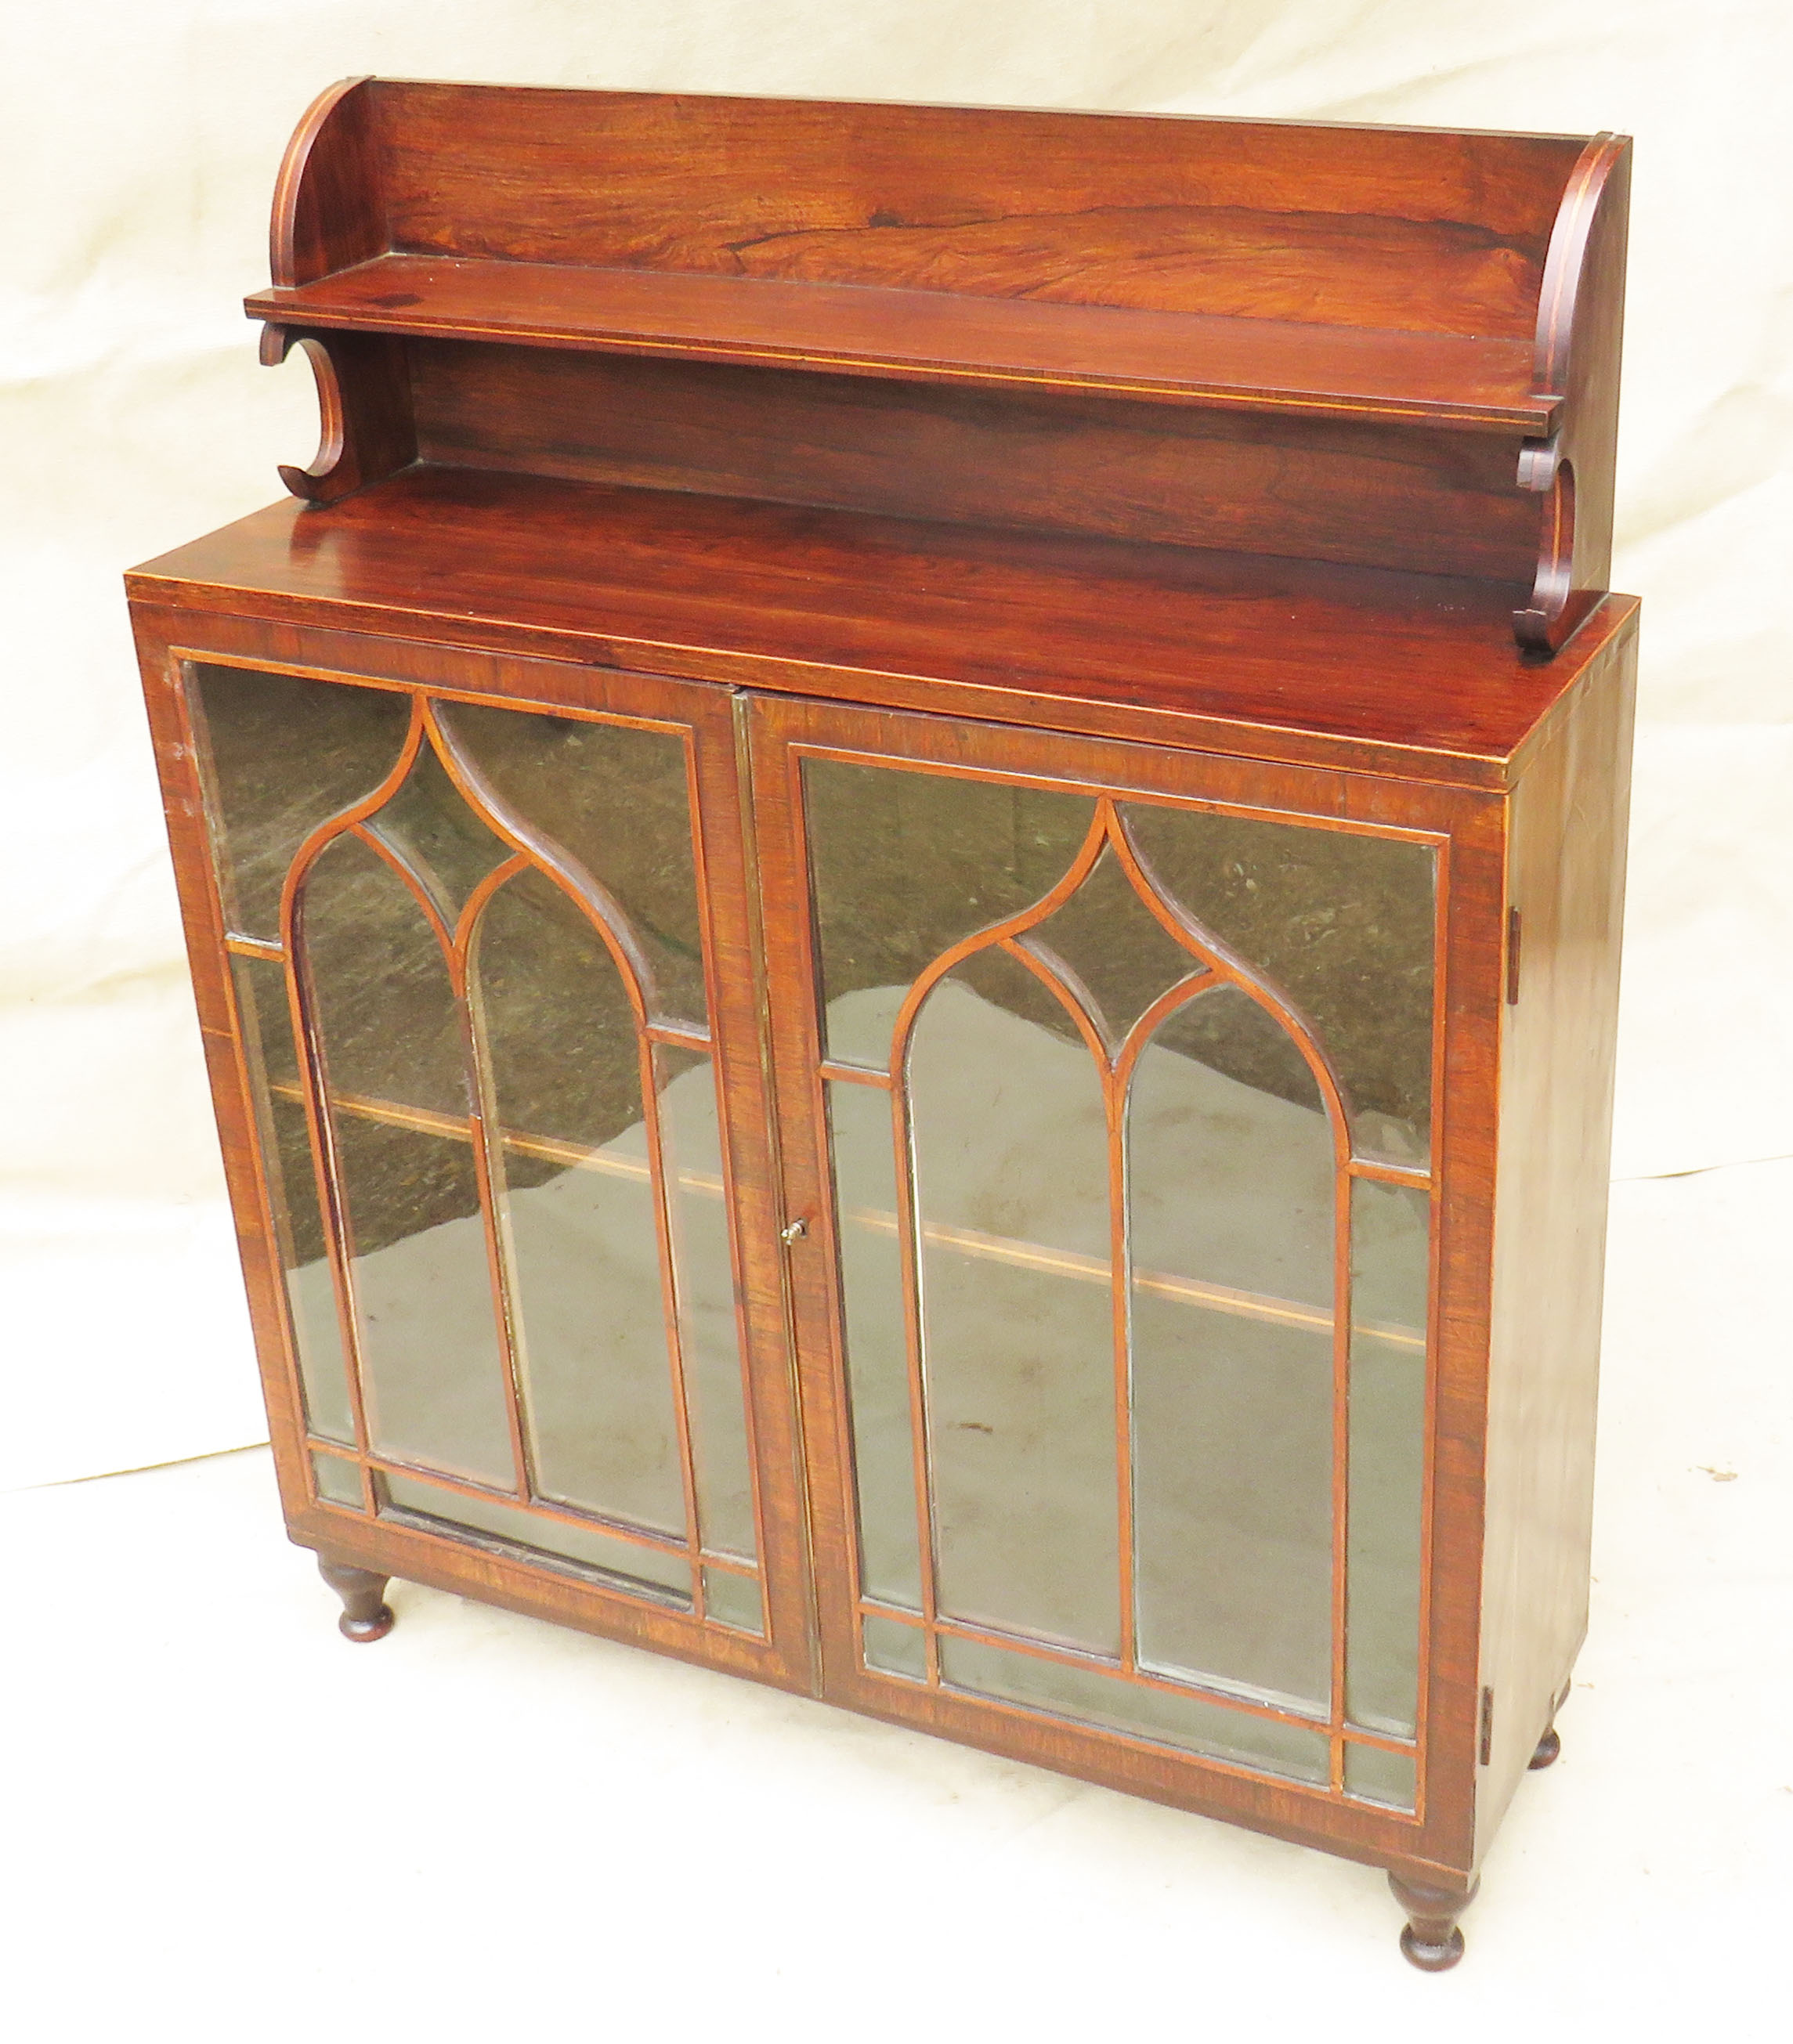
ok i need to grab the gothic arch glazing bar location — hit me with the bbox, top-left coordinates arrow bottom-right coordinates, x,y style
800,749 -> 1434,1807
187,656 -> 768,1629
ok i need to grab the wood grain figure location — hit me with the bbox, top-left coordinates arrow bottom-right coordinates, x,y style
127,80 -> 1636,1969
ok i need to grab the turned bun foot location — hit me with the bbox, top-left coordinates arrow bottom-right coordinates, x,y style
317,1554 -> 395,1642
1400,1923 -> 1465,1974
1529,1726 -> 1562,1770
1388,1871 -> 1477,1972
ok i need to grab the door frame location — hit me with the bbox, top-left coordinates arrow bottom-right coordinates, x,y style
132,603 -> 815,1696
746,687 -> 1506,1878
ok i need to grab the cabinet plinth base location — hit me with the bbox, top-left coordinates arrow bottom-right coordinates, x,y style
1389,1872 -> 1478,1972
317,1555 -> 395,1643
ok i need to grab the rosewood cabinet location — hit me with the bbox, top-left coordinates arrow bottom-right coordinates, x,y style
128,80 -> 1636,1968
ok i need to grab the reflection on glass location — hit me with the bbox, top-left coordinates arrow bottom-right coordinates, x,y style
479,868 -> 642,1148
939,1636 -> 1330,1784
439,702 -> 708,1027
190,665 -> 411,944
1134,1309 -> 1332,1710
1130,988 -> 1335,1307
911,973 -> 1119,1656
828,1080 -> 921,1609
230,955 -> 353,1443
479,872 -> 685,1534
302,834 -> 512,1487
1023,843 -> 1197,1045
703,1569 -> 764,1636
312,1450 -> 363,1508
1347,1179 -> 1429,1738
366,742 -> 512,918
1131,985 -> 1336,1712
1122,802 -> 1434,1166
804,758 -> 1094,1071
300,833 -> 471,1118
1343,1741 -> 1417,1811
658,1048 -> 757,1560
381,1470 -> 691,1600
330,1116 -> 513,1486
862,1611 -> 928,1681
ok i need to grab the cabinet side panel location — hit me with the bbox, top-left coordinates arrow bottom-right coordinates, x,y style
1476,620 -> 1636,1858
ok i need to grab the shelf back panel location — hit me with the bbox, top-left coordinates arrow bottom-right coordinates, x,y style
409,338 -> 1541,581
360,81 -> 1585,340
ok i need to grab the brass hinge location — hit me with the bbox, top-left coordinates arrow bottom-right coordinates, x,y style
1505,908 -> 1522,1006
1479,1686 -> 1495,1766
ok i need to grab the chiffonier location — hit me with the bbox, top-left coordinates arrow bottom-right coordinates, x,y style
128,79 -> 1635,1968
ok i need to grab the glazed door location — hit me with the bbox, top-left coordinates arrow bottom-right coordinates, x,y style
753,694 -> 1458,1847
147,624 -> 808,1687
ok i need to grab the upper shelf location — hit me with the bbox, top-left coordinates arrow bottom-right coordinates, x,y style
247,79 -> 1632,657
247,253 -> 1554,432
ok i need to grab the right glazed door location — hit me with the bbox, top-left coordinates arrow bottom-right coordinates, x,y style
753,695 -> 1452,1838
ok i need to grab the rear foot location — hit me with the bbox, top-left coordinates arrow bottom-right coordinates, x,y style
1388,1871 -> 1477,1972
317,1554 -> 394,1642
1530,1726 -> 1562,1770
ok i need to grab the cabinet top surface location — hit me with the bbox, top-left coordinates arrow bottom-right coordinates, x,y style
128,466 -> 1634,789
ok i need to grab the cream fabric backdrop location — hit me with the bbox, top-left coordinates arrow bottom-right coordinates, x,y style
3,2 -> 1787,1488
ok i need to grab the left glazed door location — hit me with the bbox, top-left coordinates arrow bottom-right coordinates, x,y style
140,623 -> 811,1691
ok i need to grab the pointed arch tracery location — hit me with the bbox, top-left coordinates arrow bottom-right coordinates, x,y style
256,684 -> 750,1622
850,788 -> 1407,1793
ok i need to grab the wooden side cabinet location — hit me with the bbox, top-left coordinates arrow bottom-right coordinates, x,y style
128,81 -> 1636,1968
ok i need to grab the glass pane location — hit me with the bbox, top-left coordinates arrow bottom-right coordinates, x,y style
1130,986 -> 1336,1713
300,832 -> 471,1118
478,872 -> 686,1535
331,1117 -> 513,1486
804,758 -> 1094,1071
938,1636 -> 1329,1785
1344,1741 -> 1417,1811
1122,803 -> 1435,1167
381,1470 -> 691,1601
862,1611 -> 928,1681
911,970 -> 1119,1656
703,1569 -> 764,1635
311,1450 -> 363,1508
658,1049 -> 756,1559
302,836 -> 512,1487
1131,988 -> 1336,1307
478,867 -> 642,1149
230,955 -> 353,1443
190,665 -> 411,944
1022,843 -> 1198,1046
437,702 -> 708,1028
365,740 -> 512,919
1347,1179 -> 1429,1737
829,1079 -> 922,1609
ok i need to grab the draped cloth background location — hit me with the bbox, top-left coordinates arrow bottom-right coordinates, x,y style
3,1 -> 1788,1488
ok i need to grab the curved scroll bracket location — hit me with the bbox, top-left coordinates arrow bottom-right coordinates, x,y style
1513,435 -> 1600,655
1513,132 -> 1631,656
261,322 -> 416,507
